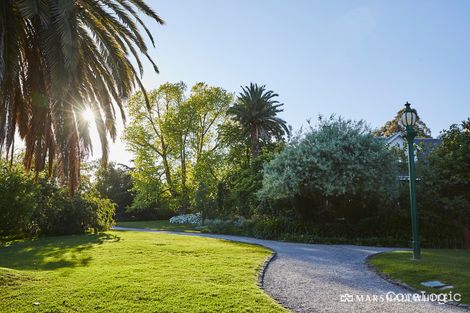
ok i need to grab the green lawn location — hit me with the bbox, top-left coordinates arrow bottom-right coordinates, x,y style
370,249 -> 470,304
0,231 -> 285,312
117,220 -> 199,232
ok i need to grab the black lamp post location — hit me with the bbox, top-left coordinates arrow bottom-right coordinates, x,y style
400,102 -> 421,260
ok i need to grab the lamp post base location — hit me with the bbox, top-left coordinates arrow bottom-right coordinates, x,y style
412,240 -> 421,260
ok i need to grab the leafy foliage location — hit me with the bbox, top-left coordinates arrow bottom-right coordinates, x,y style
0,162 -> 115,236
124,82 -> 233,213
222,154 -> 276,218
420,119 -> 470,232
194,182 -> 215,223
259,116 -> 398,221
374,108 -> 432,138
228,83 -> 289,159
95,162 -> 134,220
0,0 -> 163,192
0,163 -> 37,236
34,180 -> 115,235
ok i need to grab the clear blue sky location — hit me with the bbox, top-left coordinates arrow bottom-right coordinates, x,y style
104,0 -> 470,164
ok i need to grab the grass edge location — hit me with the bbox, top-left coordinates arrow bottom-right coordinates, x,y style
365,251 -> 470,311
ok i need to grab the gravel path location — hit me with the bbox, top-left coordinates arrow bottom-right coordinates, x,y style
113,226 -> 467,313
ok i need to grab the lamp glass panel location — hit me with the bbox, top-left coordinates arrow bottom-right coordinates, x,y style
401,112 -> 410,126
410,111 -> 417,126
401,111 -> 417,126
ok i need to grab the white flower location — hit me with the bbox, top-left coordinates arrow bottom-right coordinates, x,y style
169,213 -> 202,225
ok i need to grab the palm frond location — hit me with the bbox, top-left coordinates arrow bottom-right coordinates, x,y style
0,0 -> 163,193
228,83 -> 290,158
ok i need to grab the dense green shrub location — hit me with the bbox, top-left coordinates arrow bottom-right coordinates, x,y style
79,192 -> 116,233
200,222 -> 247,236
191,118 -> 470,249
0,164 -> 37,236
95,162 -> 134,221
425,120 -> 470,224
416,119 -> 470,248
219,151 -> 282,219
202,215 -> 453,248
34,180 -> 115,235
194,182 -> 216,223
0,164 -> 115,237
251,217 -> 291,239
202,216 -> 410,247
258,116 -> 398,221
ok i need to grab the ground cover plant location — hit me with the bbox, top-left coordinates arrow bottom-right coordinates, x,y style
0,231 -> 285,313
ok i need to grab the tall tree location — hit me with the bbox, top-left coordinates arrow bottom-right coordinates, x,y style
228,83 -> 289,159
124,82 -> 232,213
421,118 -> 470,246
124,83 -> 185,207
258,116 -> 398,220
94,162 -> 134,220
374,108 -> 432,138
0,0 -> 163,193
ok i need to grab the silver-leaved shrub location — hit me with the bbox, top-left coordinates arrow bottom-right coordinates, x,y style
258,115 -> 398,203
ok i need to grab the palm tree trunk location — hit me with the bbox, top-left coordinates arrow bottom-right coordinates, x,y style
250,128 -> 259,159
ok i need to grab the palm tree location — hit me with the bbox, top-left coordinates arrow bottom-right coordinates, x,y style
228,83 -> 289,159
0,0 -> 163,193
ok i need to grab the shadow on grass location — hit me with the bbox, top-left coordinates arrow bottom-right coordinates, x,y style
0,233 -> 119,271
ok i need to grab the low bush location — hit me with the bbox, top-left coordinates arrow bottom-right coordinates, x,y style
251,217 -> 290,239
198,217 -> 249,235
116,206 -> 175,222
200,223 -> 247,236
0,165 -> 37,236
169,213 -> 202,225
201,215 -> 460,248
0,164 -> 116,237
33,180 -> 115,235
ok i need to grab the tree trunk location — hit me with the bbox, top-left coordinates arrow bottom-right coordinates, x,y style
250,128 -> 259,159
160,139 -> 177,199
179,134 -> 189,214
464,227 -> 470,249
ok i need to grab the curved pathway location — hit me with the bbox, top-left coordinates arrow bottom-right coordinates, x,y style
113,226 -> 467,313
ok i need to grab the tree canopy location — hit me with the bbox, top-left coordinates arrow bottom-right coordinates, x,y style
374,108 -> 432,138
124,82 -> 233,213
258,116 -> 398,218
228,83 -> 289,159
94,162 -> 133,220
0,0 -> 163,192
421,119 -> 470,228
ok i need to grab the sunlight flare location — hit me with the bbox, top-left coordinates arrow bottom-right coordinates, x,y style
82,107 -> 95,124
